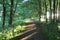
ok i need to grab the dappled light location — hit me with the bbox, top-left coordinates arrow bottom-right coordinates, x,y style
58,26 -> 60,30
57,37 -> 60,40
23,0 -> 28,3
41,17 -> 46,22
47,11 -> 50,19
24,19 -> 33,23
0,0 -> 60,40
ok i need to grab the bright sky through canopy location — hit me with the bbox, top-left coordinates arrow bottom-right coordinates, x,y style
23,0 -> 28,3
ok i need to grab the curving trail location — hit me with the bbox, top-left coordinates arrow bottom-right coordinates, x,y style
10,20 -> 47,40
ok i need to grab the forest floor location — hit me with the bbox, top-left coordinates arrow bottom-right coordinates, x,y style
10,21 -> 59,40
10,21 -> 48,40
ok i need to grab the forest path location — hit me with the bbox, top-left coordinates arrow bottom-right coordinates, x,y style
10,21 -> 47,40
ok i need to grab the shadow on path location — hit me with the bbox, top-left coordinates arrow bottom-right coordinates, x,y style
10,21 -> 48,40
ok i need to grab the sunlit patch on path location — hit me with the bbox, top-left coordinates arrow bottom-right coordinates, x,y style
21,32 -> 37,40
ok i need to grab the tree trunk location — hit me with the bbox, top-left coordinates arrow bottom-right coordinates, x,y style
53,0 -> 56,22
14,0 -> 19,13
55,0 -> 58,22
38,0 -> 42,22
44,0 -> 47,23
2,0 -> 6,30
58,0 -> 60,22
9,0 -> 14,26
49,0 -> 52,22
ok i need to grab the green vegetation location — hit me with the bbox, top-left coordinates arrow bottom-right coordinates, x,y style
0,0 -> 60,40
41,23 -> 59,40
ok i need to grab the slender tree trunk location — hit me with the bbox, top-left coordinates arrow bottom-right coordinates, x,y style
58,0 -> 60,10
2,0 -> 6,30
55,0 -> 58,22
14,1 -> 19,13
59,1 -> 60,10
38,0 -> 42,22
9,0 -> 14,26
44,0 -> 47,23
58,0 -> 60,22
53,0 -> 56,22
49,0 -> 52,22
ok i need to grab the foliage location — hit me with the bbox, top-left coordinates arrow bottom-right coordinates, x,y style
0,0 -> 60,40
41,23 -> 59,40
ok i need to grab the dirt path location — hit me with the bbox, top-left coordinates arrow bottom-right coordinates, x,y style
10,21 -> 47,40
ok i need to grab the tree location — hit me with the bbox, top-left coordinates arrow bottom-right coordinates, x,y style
53,0 -> 56,22
2,0 -> 6,30
38,0 -> 42,22
55,0 -> 58,22
9,0 -> 14,26
49,0 -> 52,22
44,0 -> 47,23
